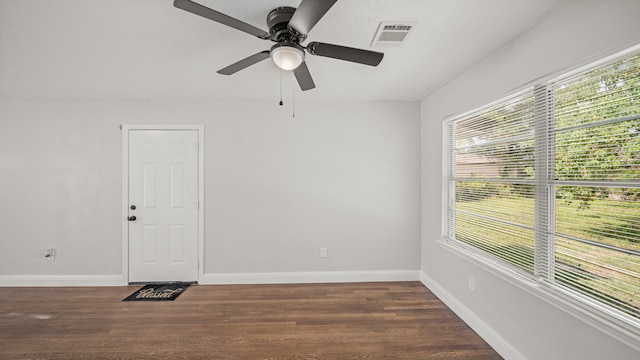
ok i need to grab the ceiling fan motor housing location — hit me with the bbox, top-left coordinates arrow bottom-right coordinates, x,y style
267,7 -> 305,43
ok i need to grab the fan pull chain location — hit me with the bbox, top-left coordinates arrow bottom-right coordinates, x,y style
292,80 -> 296,118
279,70 -> 284,106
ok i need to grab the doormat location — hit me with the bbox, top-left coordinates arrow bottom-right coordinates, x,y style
123,282 -> 192,301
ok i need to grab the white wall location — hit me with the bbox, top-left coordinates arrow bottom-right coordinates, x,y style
421,1 -> 640,359
0,99 -> 421,281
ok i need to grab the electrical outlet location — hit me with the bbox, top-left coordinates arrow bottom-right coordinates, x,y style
468,275 -> 476,292
45,249 -> 56,261
320,247 -> 327,258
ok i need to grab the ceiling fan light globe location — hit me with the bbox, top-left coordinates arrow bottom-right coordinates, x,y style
271,45 -> 304,71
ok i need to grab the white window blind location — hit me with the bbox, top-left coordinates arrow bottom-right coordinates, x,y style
449,90 -> 537,274
446,47 -> 640,322
550,51 -> 640,319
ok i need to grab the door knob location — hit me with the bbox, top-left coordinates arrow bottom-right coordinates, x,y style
128,216 -> 137,221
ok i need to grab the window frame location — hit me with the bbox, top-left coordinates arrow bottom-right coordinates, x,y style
441,44 -> 640,350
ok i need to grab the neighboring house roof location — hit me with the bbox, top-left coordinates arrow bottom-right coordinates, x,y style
456,153 -> 501,165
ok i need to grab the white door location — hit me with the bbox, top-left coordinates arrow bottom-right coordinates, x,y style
127,130 -> 199,283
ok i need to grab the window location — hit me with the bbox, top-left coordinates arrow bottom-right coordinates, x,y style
445,47 -> 640,324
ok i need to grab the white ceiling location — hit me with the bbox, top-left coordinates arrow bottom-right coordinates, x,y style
0,0 -> 569,102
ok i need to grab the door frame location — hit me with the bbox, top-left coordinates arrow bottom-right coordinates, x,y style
121,124 -> 205,285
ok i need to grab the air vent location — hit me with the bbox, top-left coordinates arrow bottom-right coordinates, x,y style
371,21 -> 417,48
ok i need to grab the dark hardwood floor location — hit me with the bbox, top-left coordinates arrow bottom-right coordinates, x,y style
0,282 -> 502,359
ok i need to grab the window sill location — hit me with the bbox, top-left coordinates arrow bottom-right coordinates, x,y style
437,238 -> 640,352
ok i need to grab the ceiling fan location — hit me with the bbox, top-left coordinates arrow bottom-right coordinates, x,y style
174,0 -> 384,91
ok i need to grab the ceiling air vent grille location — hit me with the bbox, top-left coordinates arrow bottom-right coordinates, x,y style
371,21 -> 417,48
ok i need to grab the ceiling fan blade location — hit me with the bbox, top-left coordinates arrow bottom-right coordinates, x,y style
293,62 -> 316,91
217,51 -> 271,75
174,0 -> 269,39
288,0 -> 337,36
307,42 -> 384,66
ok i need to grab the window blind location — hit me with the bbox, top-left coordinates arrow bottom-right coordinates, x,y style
550,52 -> 640,318
446,47 -> 640,322
450,90 -> 537,274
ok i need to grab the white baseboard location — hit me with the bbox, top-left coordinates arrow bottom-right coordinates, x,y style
420,271 -> 525,360
0,270 -> 419,287
0,274 -> 125,287
201,269 -> 420,285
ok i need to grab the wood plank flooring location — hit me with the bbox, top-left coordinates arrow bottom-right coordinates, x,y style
0,282 -> 502,359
